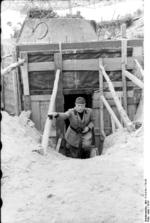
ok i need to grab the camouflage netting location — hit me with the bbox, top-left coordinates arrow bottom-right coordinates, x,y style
27,8 -> 58,19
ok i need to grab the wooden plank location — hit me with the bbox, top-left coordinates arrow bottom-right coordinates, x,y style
93,97 -> 139,108
42,69 -> 60,154
101,95 -> 123,129
31,101 -> 41,131
20,52 -> 31,110
12,71 -> 20,115
111,116 -> 116,133
134,59 -> 144,80
99,64 -> 134,131
23,95 -> 31,111
28,57 -> 143,72
17,39 -> 143,52
1,75 -> 4,109
20,53 -> 30,95
121,27 -> 127,111
29,62 -> 55,71
28,57 -> 141,72
99,59 -> 105,136
54,53 -> 64,139
31,95 -> 51,101
56,138 -> 62,152
124,70 -> 144,89
17,43 -> 59,52
63,57 -> 142,71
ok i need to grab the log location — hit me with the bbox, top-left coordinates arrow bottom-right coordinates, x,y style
123,70 -> 144,89
134,92 -> 143,124
1,59 -> 25,75
111,116 -> 116,133
134,59 -> 144,80
56,138 -> 62,152
41,69 -> 60,154
101,95 -> 123,129
99,64 -> 134,131
121,24 -> 127,111
99,59 -> 105,137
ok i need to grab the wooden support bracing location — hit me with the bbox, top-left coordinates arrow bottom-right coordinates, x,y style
134,92 -> 143,124
123,70 -> 144,89
41,69 -> 60,154
121,24 -> 127,111
99,64 -> 134,132
101,95 -> 123,129
54,52 -> 64,140
98,59 -> 105,137
134,59 -> 144,80
20,53 -> 31,111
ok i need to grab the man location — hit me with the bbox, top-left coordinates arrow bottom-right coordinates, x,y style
48,97 -> 97,159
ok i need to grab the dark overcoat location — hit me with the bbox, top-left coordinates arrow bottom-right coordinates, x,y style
58,108 -> 94,148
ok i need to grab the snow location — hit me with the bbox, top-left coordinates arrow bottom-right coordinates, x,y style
1,0 -> 143,39
2,111 -> 144,223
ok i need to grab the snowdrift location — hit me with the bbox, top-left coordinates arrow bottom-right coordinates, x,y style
2,112 -> 144,223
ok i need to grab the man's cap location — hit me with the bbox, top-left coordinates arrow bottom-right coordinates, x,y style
75,97 -> 86,104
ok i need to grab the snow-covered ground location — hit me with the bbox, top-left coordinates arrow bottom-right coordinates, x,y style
2,111 -> 144,223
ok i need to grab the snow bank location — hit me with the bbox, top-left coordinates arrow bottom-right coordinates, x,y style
2,111 -> 144,223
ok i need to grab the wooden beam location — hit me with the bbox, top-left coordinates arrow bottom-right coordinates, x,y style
28,56 -> 143,72
54,53 -> 64,139
98,59 -> 105,137
1,59 -> 25,75
123,70 -> 144,89
17,39 -> 143,52
28,62 -> 55,71
1,75 -> 4,109
55,138 -> 62,152
111,116 -> 116,133
41,69 -> 60,154
101,95 -> 123,129
99,64 -> 134,131
12,71 -> 20,115
134,59 -> 144,80
20,53 -> 31,110
134,92 -> 143,124
20,53 -> 29,95
121,26 -> 127,111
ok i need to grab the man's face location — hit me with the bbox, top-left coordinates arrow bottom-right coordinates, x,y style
75,103 -> 85,113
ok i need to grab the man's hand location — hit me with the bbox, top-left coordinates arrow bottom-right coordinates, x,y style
48,112 -> 59,120
82,126 -> 89,133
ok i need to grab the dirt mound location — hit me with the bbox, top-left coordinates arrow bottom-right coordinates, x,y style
2,112 -> 144,223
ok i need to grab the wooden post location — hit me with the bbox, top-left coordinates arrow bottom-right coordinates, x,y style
56,138 -> 62,152
123,70 -> 144,89
12,71 -> 20,115
101,95 -> 123,129
54,52 -> 64,140
134,92 -> 143,124
121,23 -> 127,112
1,75 -> 4,110
98,58 -> 105,137
42,69 -> 60,154
111,116 -> 116,133
99,64 -> 134,131
134,59 -> 144,80
20,52 -> 31,111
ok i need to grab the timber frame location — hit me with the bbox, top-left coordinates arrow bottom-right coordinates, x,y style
17,38 -> 143,146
